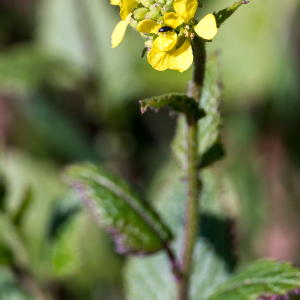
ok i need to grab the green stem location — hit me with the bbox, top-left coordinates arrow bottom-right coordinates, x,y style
177,36 -> 206,300
177,116 -> 200,300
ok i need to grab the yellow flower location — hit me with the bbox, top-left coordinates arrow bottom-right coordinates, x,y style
147,38 -> 193,72
110,0 -> 121,5
111,0 -> 139,48
137,0 -> 218,72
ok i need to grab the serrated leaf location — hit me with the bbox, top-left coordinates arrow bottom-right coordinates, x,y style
64,162 -> 173,255
172,53 -> 224,169
125,162 -> 235,300
140,93 -> 205,120
214,1 -> 250,28
207,260 -> 300,300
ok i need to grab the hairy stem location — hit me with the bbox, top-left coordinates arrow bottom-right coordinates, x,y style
189,36 -> 206,95
177,36 -> 206,300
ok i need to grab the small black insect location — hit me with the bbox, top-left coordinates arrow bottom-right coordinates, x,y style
158,26 -> 173,33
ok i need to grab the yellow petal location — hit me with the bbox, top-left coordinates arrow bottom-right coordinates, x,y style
137,20 -> 161,33
173,0 -> 198,23
147,38 -> 193,72
164,12 -> 184,29
169,39 -> 193,72
120,0 -> 138,21
193,14 -> 218,40
147,48 -> 170,71
111,20 -> 129,48
110,0 -> 121,5
153,31 -> 177,51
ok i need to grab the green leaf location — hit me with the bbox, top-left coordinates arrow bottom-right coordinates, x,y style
200,143 -> 226,169
49,195 -> 122,282
51,212 -> 83,277
0,214 -> 29,268
11,188 -> 33,228
48,190 -> 82,240
140,93 -> 205,120
64,162 -> 173,255
125,162 -> 235,300
207,260 -> 300,300
172,53 -> 224,169
214,1 -> 250,28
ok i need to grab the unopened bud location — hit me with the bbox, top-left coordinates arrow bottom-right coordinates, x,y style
161,4 -> 174,15
133,7 -> 149,21
145,40 -> 153,49
129,18 -> 139,28
145,10 -> 161,20
157,0 -> 166,4
157,16 -> 164,23
150,3 -> 163,12
139,0 -> 155,8
166,0 -> 174,5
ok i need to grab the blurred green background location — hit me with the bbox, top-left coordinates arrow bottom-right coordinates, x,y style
0,0 -> 300,299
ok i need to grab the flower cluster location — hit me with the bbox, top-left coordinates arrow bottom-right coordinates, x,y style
111,0 -> 218,72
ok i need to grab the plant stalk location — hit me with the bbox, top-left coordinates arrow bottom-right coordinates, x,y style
177,36 -> 206,300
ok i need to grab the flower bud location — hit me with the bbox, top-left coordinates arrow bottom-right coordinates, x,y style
161,4 -> 174,15
133,7 -> 150,21
166,0 -> 174,5
157,0 -> 166,5
139,0 -> 155,8
129,18 -> 139,29
150,3 -> 163,12
145,40 -> 153,49
145,10 -> 161,20
157,16 -> 164,24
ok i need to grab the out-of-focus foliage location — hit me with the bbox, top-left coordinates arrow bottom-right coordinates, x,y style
0,0 -> 299,298
0,151 -> 122,299
0,268 -> 31,300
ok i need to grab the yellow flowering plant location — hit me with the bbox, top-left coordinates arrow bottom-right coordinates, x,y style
111,0 -> 218,72
137,5 -> 217,71
64,2 -> 300,300
111,2 -> 266,300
